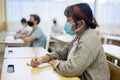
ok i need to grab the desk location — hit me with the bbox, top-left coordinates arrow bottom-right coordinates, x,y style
6,32 -> 16,35
4,47 -> 49,59
101,34 -> 120,44
49,34 -> 74,51
1,59 -> 80,80
51,34 -> 74,43
103,44 -> 120,66
103,44 -> 120,60
0,32 -> 26,47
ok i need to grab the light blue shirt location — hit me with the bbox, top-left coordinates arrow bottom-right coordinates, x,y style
29,26 -> 46,48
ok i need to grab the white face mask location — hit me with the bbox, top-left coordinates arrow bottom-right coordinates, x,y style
22,23 -> 26,27
22,25 -> 26,27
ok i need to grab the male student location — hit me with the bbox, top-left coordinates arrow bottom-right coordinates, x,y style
15,14 -> 46,48
16,18 -> 32,35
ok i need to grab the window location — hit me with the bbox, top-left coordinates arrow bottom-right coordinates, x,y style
7,0 -> 119,25
6,0 -> 67,25
97,0 -> 120,24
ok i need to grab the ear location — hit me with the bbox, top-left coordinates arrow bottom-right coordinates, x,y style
34,21 -> 37,25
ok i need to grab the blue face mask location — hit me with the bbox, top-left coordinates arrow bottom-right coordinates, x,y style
64,22 -> 75,35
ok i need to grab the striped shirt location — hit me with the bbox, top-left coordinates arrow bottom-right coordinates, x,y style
48,29 -> 110,80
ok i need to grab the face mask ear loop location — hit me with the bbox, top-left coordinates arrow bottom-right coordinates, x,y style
75,25 -> 84,32
74,20 -> 84,32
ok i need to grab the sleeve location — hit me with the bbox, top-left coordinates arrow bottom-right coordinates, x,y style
47,43 -> 71,60
32,29 -> 42,39
53,43 -> 95,77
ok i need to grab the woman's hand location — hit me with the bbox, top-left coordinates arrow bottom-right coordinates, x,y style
31,57 -> 42,67
14,35 -> 18,39
31,55 -> 51,67
48,60 -> 59,66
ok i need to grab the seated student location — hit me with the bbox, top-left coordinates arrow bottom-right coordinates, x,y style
16,14 -> 46,48
14,18 -> 32,39
31,3 -> 110,80
49,18 -> 64,52
16,18 -> 32,35
51,18 -> 63,35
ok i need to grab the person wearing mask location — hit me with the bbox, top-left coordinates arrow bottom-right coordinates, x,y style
31,3 -> 110,80
16,18 -> 32,35
51,18 -> 63,35
16,14 -> 46,48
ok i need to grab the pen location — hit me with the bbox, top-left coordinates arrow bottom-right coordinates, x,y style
35,48 -> 38,61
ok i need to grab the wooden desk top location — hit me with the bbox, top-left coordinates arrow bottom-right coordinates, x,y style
1,59 -> 80,80
103,44 -> 120,60
4,47 -> 49,59
0,32 -> 25,46
0,35 -> 24,43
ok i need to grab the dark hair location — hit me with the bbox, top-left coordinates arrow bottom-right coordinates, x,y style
92,17 -> 99,27
21,18 -> 27,23
30,14 -> 41,24
53,20 -> 57,24
64,3 -> 98,29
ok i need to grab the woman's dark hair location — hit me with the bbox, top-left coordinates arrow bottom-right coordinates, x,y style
21,18 -> 27,23
53,19 -> 57,24
30,14 -> 41,24
92,17 -> 99,27
64,3 -> 98,29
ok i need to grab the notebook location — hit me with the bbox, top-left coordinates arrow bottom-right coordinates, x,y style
26,62 -> 51,68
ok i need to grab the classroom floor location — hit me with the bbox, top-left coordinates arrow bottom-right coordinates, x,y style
0,52 -> 4,79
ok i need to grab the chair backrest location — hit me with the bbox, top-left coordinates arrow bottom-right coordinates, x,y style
45,34 -> 50,50
108,61 -> 120,80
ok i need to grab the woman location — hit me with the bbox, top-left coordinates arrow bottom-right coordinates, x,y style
31,3 -> 110,80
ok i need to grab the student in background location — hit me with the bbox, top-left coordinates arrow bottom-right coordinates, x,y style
31,3 -> 110,80
51,18 -> 63,35
14,18 -> 32,39
16,14 -> 46,48
49,18 -> 64,52
16,18 -> 32,35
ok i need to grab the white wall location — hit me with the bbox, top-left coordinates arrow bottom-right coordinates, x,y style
7,22 -> 21,32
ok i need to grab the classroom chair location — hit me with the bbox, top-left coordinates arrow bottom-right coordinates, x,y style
108,61 -> 120,80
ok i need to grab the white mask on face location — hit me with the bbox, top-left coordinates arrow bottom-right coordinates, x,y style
22,25 -> 26,27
